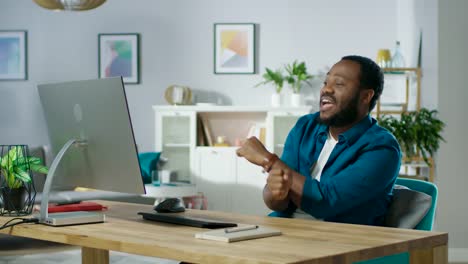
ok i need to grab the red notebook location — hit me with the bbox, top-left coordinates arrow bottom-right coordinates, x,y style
48,202 -> 107,213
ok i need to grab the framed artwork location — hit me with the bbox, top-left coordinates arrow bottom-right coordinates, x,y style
214,23 -> 255,74
98,33 -> 140,84
0,30 -> 27,80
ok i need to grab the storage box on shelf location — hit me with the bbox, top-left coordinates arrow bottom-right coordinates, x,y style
153,105 -> 311,214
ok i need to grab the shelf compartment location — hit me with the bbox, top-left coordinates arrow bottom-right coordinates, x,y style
164,143 -> 191,148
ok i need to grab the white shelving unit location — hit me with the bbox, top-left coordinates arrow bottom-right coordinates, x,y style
153,105 -> 311,215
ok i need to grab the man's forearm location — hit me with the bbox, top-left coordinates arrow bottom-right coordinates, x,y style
263,185 -> 289,211
288,169 -> 305,207
263,160 -> 305,210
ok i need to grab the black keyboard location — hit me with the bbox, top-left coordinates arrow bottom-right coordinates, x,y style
138,212 -> 238,229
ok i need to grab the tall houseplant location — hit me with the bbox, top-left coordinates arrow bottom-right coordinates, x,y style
0,145 -> 48,215
256,67 -> 285,94
285,60 -> 313,107
285,60 -> 313,94
256,67 -> 285,106
377,108 -> 445,166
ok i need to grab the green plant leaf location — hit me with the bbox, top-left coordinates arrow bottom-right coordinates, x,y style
13,167 -> 31,183
1,147 -> 16,169
284,60 -> 313,93
15,157 -> 40,167
7,170 -> 15,188
377,108 -> 445,167
30,164 -> 49,174
256,67 -> 284,93
1,147 -> 49,188
26,157 -> 42,165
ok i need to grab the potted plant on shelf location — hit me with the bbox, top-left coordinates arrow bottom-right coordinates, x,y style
0,145 -> 48,215
285,60 -> 314,107
377,108 -> 445,167
255,67 -> 285,107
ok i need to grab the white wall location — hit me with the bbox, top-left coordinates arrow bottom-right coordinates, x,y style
0,0 -> 400,152
438,0 -> 468,260
413,0 -> 439,110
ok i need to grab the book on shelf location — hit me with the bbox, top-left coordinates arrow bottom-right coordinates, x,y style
198,115 -> 213,146
197,116 -> 206,146
246,122 -> 266,144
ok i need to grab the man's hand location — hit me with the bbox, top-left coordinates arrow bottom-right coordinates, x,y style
236,136 -> 270,166
266,168 -> 293,201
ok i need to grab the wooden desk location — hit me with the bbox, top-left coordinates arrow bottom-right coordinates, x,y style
0,201 -> 448,264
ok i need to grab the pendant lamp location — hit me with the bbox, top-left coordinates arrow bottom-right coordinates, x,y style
33,0 -> 106,11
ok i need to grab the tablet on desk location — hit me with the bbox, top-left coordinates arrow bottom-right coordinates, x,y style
138,212 -> 237,229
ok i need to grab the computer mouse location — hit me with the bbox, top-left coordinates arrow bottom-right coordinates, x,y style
154,198 -> 186,213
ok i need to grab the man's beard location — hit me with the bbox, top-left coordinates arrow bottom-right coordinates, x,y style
318,93 -> 360,127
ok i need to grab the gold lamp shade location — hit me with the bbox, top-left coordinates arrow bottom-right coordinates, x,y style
33,0 -> 106,11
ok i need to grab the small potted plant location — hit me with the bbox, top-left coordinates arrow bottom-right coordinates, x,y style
285,60 -> 313,106
377,108 -> 445,167
0,145 -> 48,215
255,67 -> 285,107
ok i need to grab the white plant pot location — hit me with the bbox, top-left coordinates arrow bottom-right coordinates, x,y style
290,93 -> 302,107
271,93 -> 281,107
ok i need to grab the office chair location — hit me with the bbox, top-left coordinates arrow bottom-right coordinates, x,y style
354,177 -> 438,264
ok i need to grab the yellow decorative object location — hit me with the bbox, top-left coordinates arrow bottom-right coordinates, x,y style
164,85 -> 192,105
213,136 -> 229,147
376,49 -> 392,68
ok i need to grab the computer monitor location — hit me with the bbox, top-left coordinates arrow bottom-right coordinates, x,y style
37,77 -> 145,225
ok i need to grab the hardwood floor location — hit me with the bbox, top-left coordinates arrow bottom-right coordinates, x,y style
0,249 -> 179,264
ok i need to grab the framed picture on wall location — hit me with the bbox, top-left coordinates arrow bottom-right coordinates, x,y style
98,33 -> 140,84
0,30 -> 27,80
214,23 -> 256,74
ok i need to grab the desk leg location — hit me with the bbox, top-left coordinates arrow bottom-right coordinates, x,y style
82,247 -> 109,264
410,245 -> 448,264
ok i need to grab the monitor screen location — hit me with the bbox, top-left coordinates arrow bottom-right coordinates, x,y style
38,77 -> 145,195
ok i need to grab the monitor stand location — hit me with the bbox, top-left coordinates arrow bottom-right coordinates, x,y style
39,139 -> 105,226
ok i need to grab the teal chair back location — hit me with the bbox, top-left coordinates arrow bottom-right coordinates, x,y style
394,177 -> 438,231
268,178 -> 438,264
354,178 -> 438,264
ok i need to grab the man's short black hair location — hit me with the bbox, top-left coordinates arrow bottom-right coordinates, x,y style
341,55 -> 384,112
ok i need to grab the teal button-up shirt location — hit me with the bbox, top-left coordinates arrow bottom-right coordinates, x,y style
277,112 -> 401,226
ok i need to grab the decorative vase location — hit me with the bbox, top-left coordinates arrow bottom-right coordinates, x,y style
271,93 -> 281,107
290,93 -> 302,107
376,49 -> 392,68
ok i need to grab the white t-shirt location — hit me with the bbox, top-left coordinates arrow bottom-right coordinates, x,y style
293,131 -> 338,220
310,131 -> 338,182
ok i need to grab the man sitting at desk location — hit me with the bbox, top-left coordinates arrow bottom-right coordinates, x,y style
237,55 -> 401,226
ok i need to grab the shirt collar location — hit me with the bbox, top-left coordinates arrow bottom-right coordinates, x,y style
316,118 -> 329,143
338,115 -> 373,144
317,115 -> 373,144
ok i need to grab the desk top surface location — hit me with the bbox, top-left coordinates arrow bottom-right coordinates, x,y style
0,201 -> 448,264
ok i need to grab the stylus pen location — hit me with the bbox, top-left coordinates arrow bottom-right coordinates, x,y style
224,225 -> 258,233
